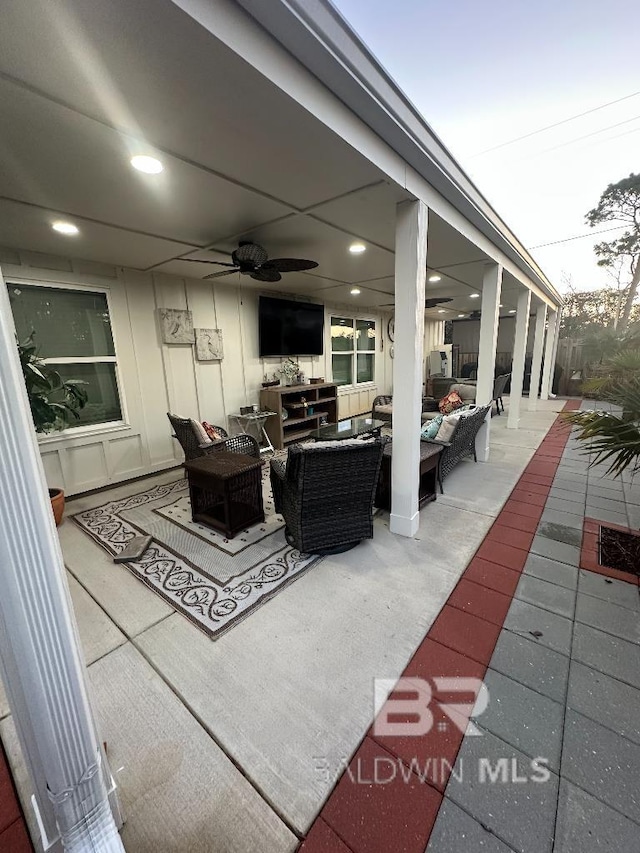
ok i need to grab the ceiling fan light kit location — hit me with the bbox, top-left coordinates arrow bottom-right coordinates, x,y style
184,241 -> 318,283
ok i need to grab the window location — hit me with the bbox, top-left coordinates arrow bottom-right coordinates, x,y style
330,316 -> 376,386
9,283 -> 123,428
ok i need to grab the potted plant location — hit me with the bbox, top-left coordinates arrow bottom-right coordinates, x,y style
17,333 -> 88,525
276,358 -> 300,386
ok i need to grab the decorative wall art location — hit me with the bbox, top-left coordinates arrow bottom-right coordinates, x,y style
159,308 -> 194,344
195,328 -> 224,361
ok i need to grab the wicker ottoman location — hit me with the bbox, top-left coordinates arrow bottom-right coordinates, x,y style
184,452 -> 264,539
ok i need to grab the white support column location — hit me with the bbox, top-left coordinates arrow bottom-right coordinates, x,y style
474,263 -> 503,461
0,272 -> 125,853
390,199 -> 428,538
528,303 -> 547,410
507,288 -> 532,429
541,308 -> 558,400
550,307 -> 562,386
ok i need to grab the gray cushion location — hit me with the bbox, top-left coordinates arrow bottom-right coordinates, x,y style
449,383 -> 476,402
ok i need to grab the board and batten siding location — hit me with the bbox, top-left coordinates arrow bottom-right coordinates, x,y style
1,251 -> 441,495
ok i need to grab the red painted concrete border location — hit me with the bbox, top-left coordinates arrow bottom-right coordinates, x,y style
298,406 -> 577,852
0,741 -> 33,852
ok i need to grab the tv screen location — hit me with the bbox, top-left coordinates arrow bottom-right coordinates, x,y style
259,296 -> 324,357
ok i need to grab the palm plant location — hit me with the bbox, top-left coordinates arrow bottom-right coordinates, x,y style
564,326 -> 640,477
17,333 -> 88,432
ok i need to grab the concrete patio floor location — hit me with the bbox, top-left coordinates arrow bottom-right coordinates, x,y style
3,398 -> 638,852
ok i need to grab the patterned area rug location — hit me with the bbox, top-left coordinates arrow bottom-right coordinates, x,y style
72,463 -> 322,639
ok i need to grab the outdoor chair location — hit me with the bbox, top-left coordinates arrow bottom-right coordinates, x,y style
270,437 -> 386,554
167,413 -> 260,462
492,373 -> 511,415
372,395 -> 440,424
424,404 -> 491,491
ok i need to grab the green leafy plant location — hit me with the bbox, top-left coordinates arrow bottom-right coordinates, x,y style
17,333 -> 88,433
564,328 -> 640,477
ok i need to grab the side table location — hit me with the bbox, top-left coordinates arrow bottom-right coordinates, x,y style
184,452 -> 264,539
375,441 -> 442,511
228,411 -> 277,453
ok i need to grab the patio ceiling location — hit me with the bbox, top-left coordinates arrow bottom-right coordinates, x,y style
0,0 -> 527,315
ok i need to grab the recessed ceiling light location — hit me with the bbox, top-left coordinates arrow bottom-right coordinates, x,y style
499,304 -> 504,308
509,309 -> 516,313
469,293 -> 480,299
130,154 -> 164,174
428,274 -> 442,282
349,242 -> 366,254
437,309 -> 446,314
458,313 -> 465,318
350,287 -> 361,295
52,221 -> 79,235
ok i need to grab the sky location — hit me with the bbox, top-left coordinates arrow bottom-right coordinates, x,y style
332,0 -> 640,294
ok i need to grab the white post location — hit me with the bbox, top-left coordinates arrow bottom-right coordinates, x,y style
474,263 -> 502,461
0,272 -> 125,853
507,288 -> 532,429
390,199 -> 428,538
528,303 -> 547,410
550,307 -> 563,391
540,308 -> 558,400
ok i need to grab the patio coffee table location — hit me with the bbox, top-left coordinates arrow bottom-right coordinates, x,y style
375,441 -> 442,511
312,416 -> 385,441
184,452 -> 264,539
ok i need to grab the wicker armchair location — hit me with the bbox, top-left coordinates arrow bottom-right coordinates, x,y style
492,373 -> 511,415
424,404 -> 491,491
167,413 -> 260,462
372,395 -> 439,424
270,437 -> 386,554
372,395 -> 393,423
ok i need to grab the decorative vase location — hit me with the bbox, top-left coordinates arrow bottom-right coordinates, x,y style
49,488 -> 65,526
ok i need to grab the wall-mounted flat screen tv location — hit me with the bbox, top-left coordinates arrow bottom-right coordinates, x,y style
259,296 -> 324,357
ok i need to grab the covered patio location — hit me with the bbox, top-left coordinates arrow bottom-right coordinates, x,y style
1,397 -> 570,851
0,2 -> 598,852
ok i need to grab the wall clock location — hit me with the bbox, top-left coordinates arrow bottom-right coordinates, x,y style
387,316 -> 395,341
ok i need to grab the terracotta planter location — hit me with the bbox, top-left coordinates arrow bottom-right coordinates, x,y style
49,488 -> 65,526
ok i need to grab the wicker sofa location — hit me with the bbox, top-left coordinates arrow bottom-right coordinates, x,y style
270,437 -> 386,554
424,404 -> 492,490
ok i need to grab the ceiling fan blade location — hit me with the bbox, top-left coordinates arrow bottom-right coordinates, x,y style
267,258 -> 318,272
233,242 -> 268,266
203,269 -> 240,279
425,297 -> 454,308
181,259 -> 237,267
251,267 -> 281,283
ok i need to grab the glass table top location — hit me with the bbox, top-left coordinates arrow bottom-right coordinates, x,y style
311,416 -> 385,441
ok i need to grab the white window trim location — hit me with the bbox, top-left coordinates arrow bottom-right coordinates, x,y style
6,276 -> 130,436
330,314 -> 377,389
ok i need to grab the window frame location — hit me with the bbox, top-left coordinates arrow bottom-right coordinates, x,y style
329,314 -> 377,389
7,277 -> 128,439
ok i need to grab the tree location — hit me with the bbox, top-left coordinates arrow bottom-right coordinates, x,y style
586,173 -> 640,333
560,287 -> 640,337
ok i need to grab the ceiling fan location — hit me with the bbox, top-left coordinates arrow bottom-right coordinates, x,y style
183,241 -> 318,282
381,297 -> 454,309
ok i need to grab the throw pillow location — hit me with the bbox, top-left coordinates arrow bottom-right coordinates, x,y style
438,390 -> 463,415
190,418 -> 212,445
435,412 -> 461,442
421,415 -> 443,440
202,421 -> 225,441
